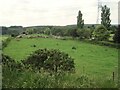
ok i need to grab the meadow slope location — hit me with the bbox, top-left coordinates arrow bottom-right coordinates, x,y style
3,37 -> 118,79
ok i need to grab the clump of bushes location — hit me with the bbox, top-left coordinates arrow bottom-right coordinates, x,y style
2,54 -> 22,71
77,28 -> 92,40
2,49 -> 76,88
22,49 -> 75,74
93,25 -> 110,41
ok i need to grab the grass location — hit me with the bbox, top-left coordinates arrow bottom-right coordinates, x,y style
3,66 -> 117,88
3,37 -> 118,79
0,35 -> 9,41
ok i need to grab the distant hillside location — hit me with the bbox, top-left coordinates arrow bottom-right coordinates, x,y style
66,24 -> 118,27
1,24 -> 118,35
25,24 -> 118,29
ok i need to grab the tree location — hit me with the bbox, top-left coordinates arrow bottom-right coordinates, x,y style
83,28 -> 92,39
26,28 -> 34,34
101,5 -> 111,30
77,10 -> 84,28
93,25 -> 110,41
70,29 -> 79,38
113,25 -> 120,43
2,27 -> 8,35
77,28 -> 92,40
110,25 -> 117,34
77,29 -> 84,39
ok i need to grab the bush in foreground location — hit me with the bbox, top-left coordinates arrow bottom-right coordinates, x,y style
2,53 -> 117,88
22,49 -> 75,74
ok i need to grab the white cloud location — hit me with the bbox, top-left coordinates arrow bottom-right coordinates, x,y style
0,0 -> 119,26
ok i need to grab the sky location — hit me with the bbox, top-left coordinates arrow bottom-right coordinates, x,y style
0,0 -> 119,27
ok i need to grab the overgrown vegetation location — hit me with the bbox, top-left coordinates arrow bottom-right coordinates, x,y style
2,37 -> 11,49
2,53 -> 117,88
22,49 -> 75,73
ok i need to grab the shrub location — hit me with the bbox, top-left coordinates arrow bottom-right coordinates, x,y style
69,29 -> 79,38
33,45 -> 36,47
77,29 -> 84,39
113,25 -> 120,43
93,25 -> 110,41
11,33 -> 18,37
83,28 -> 92,39
72,46 -> 76,50
77,28 -> 92,40
2,54 -> 22,71
2,37 -> 11,49
22,49 -> 75,73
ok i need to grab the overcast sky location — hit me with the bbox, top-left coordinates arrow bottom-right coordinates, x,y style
0,0 -> 119,26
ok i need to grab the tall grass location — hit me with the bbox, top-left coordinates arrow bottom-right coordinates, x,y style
3,64 -> 117,88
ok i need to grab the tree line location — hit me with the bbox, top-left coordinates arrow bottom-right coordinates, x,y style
76,5 -> 118,42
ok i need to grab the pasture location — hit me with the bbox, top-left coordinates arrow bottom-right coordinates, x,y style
3,36 -> 118,79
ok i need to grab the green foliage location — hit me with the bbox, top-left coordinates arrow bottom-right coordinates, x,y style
2,27 -> 8,35
76,29 -> 84,39
2,54 -> 117,88
110,25 -> 117,34
51,27 -> 64,36
23,49 -> 75,73
3,64 -> 117,88
93,25 -> 110,41
2,37 -> 11,49
9,26 -> 24,35
2,54 -> 15,66
26,28 -> 35,34
101,5 -> 111,30
83,29 -> 92,39
69,29 -> 78,38
44,28 -> 51,35
77,10 -> 84,28
11,33 -> 18,37
77,28 -> 92,39
81,39 -> 119,48
2,54 -> 22,72
113,25 -> 120,43
50,26 -> 75,36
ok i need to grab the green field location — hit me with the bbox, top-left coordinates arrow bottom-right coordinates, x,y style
3,37 -> 118,78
